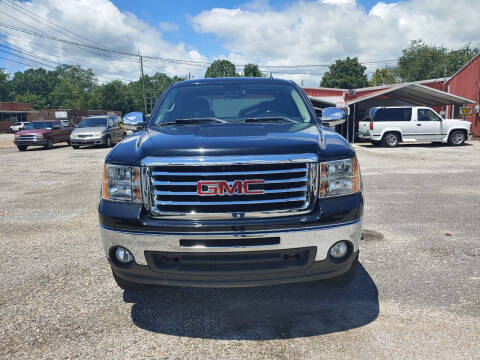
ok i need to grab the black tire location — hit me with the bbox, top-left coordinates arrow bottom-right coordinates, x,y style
122,132 -> 126,139
17,145 -> 27,151
72,145 -> 80,149
112,270 -> 152,291
104,135 -> 112,148
44,138 -> 54,150
448,130 -> 466,146
382,132 -> 400,147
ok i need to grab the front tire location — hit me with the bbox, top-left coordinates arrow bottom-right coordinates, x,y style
448,130 -> 466,146
104,135 -> 112,148
382,132 -> 400,147
72,145 -> 80,149
44,138 -> 54,150
112,269 -> 152,291
17,145 -> 27,151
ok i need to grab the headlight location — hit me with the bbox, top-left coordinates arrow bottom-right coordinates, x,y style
103,164 -> 141,202
319,158 -> 361,197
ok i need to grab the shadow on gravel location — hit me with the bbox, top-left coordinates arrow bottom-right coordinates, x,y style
124,264 -> 378,340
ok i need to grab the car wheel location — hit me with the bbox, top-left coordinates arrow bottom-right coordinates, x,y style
104,135 -> 112,148
112,269 -> 152,291
448,130 -> 466,146
72,145 -> 80,149
17,145 -> 27,151
44,138 -> 54,149
122,132 -> 126,139
382,132 -> 399,147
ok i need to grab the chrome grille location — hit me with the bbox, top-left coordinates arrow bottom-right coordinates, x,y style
19,135 -> 38,139
143,154 -> 318,219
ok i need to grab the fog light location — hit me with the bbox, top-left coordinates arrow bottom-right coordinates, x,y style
329,241 -> 348,259
115,247 -> 133,264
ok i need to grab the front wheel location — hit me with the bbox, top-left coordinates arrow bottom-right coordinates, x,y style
112,269 -> 152,291
104,135 -> 112,148
44,138 -> 53,149
72,145 -> 80,149
448,130 -> 466,146
382,132 -> 400,147
17,145 -> 27,151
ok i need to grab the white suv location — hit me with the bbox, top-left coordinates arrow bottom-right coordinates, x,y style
358,106 -> 472,147
9,122 -> 30,133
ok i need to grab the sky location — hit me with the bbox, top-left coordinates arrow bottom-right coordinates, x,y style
0,0 -> 478,87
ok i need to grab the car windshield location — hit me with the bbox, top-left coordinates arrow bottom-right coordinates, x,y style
77,118 -> 107,128
150,82 -> 314,126
23,122 -> 53,130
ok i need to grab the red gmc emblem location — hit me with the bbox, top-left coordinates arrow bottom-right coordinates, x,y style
197,180 -> 264,196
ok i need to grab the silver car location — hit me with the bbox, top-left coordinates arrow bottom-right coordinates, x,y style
70,115 -> 125,149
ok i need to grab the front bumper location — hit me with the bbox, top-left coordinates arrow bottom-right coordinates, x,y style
70,136 -> 105,146
14,138 -> 47,146
102,218 -> 362,287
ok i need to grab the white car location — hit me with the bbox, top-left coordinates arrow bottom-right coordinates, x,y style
9,122 -> 30,133
358,106 -> 472,147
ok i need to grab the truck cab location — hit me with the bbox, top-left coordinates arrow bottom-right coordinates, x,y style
99,78 -> 364,290
358,106 -> 472,147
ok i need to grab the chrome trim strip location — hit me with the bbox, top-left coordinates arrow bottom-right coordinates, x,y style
154,187 -> 307,196
152,177 -> 307,186
154,196 -> 306,206
99,219 -> 361,237
151,168 -> 307,176
142,153 -> 319,166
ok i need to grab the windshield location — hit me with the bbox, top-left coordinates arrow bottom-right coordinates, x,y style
23,122 -> 54,130
151,82 -> 314,126
77,117 -> 107,128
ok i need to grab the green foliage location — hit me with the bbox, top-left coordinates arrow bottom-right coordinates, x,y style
395,40 -> 479,82
369,67 -> 397,86
205,60 -> 237,78
243,63 -> 263,77
1,65 -> 182,114
320,57 -> 368,89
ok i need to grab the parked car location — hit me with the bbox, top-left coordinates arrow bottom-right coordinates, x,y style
358,106 -> 472,147
9,122 -> 30,133
70,115 -> 126,149
13,120 -> 72,151
99,77 -> 363,291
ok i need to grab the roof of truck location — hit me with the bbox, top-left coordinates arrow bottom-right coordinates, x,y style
172,77 -> 294,87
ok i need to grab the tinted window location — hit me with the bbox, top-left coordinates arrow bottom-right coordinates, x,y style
373,108 -> 412,122
151,83 -> 314,125
418,109 -> 441,121
23,122 -> 54,130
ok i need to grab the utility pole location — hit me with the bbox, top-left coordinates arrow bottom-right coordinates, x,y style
138,51 -> 148,114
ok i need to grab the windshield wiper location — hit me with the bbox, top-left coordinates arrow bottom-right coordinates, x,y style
158,117 -> 228,126
243,116 -> 297,124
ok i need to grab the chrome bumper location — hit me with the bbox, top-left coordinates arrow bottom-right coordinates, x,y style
100,219 -> 362,265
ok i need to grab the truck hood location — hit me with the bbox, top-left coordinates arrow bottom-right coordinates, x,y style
106,123 -> 355,166
16,129 -> 51,136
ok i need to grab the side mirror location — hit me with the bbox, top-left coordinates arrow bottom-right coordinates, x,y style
319,107 -> 347,127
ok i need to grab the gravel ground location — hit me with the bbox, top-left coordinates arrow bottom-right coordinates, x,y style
0,133 -> 479,359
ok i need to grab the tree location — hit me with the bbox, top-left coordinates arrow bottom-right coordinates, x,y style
369,67 -> 397,86
205,60 -> 237,78
320,57 -> 368,89
0,69 -> 8,101
243,63 -> 263,77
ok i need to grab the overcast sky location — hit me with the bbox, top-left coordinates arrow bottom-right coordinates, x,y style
0,0 -> 478,87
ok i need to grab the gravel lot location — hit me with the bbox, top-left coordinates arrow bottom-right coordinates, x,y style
0,133 -> 479,359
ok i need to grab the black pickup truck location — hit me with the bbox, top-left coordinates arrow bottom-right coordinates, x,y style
99,77 -> 363,290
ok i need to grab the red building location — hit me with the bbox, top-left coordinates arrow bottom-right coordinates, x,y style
445,54 -> 480,135
304,53 -> 480,139
0,102 -> 31,132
